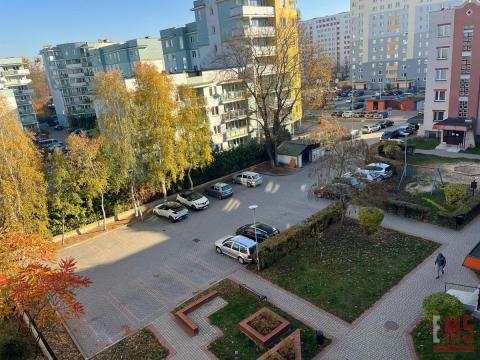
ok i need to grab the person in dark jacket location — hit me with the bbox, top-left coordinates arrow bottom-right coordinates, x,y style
435,253 -> 446,279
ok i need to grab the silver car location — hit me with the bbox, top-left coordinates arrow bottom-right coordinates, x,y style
153,202 -> 189,222
204,182 -> 234,199
176,191 -> 209,210
214,235 -> 257,264
232,171 -> 263,187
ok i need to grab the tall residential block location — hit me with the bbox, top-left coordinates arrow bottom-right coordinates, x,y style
423,1 -> 480,150
40,37 -> 164,127
301,12 -> 351,73
350,0 -> 464,90
0,57 -> 38,129
160,0 -> 302,146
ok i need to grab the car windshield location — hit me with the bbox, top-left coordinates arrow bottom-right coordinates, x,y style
384,165 -> 392,172
248,245 -> 256,254
383,132 -> 392,136
220,185 -> 232,192
252,174 -> 261,180
253,223 -> 273,233
184,192 -> 202,201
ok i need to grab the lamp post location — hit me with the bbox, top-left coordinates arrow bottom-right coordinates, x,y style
249,204 -> 260,271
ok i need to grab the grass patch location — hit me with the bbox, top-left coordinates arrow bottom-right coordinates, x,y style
413,190 -> 454,213
412,318 -> 480,359
462,147 -> 480,155
207,279 -> 329,360
94,328 -> 168,360
254,220 -> 439,323
410,137 -> 440,150
407,154 -> 462,165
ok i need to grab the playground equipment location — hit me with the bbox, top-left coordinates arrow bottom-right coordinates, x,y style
397,163 -> 444,194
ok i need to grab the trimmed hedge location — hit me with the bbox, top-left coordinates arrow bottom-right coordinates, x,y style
257,202 -> 343,270
384,199 -> 430,221
444,183 -> 466,206
358,207 -> 384,234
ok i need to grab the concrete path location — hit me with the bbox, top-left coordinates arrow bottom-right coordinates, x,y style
416,148 -> 480,160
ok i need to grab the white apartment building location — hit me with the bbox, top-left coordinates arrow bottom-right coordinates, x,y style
302,12 -> 351,72
0,57 -> 38,129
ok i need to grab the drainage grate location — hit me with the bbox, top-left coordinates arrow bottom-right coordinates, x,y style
384,320 -> 399,331
192,238 -> 201,243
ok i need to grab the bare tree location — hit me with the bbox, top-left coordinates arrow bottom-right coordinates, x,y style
217,19 -> 332,167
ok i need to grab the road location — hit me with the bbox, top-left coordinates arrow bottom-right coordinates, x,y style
58,169 -> 331,358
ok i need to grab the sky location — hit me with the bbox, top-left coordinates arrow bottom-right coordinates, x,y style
0,0 -> 349,58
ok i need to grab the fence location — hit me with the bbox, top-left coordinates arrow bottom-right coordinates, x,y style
22,311 -> 57,360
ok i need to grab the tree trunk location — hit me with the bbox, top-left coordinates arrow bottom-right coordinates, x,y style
131,185 -> 139,217
187,167 -> 194,190
100,192 -> 107,231
161,180 -> 167,199
61,215 -> 65,246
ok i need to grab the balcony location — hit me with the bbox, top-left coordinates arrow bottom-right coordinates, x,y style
66,63 -> 83,69
5,78 -> 32,86
252,45 -> 276,57
68,72 -> 86,78
222,108 -> 248,122
232,26 -> 275,38
1,69 -> 30,76
14,88 -> 33,95
221,90 -> 247,103
230,5 -> 274,18
224,127 -> 249,140
70,81 -> 87,87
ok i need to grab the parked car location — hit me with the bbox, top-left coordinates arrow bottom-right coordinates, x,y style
46,141 -> 65,152
331,110 -> 344,117
373,111 -> 388,119
235,223 -> 280,243
350,129 -> 362,138
176,191 -> 210,210
355,169 -> 383,182
364,163 -> 394,179
381,129 -> 401,140
205,182 -> 234,199
36,138 -> 58,149
397,124 -> 416,135
54,125 -> 65,131
153,201 -> 189,222
342,110 -> 355,118
354,111 -> 366,118
376,119 -> 394,128
365,111 -> 377,119
232,172 -> 263,187
215,235 -> 257,264
361,124 -> 381,134
339,175 -> 367,191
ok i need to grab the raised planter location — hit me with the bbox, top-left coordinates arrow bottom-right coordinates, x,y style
174,290 -> 219,336
239,307 -> 290,347
257,329 -> 302,360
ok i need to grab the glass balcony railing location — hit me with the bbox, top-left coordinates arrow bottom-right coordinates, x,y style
222,108 -> 248,122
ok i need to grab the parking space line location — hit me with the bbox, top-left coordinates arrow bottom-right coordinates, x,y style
135,279 -> 173,308
106,292 -> 140,326
161,263 -> 198,290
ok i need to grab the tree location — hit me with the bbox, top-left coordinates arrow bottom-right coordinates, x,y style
46,149 -> 83,245
66,134 -> 109,230
358,207 -> 384,234
133,63 -> 186,198
177,86 -> 213,189
218,17 -> 332,166
93,71 -> 143,217
23,57 -> 51,118
0,96 -> 49,235
0,232 -> 91,324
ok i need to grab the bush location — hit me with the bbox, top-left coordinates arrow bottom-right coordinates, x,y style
358,207 -> 384,234
422,292 -> 464,322
258,202 -> 343,270
314,183 -> 354,201
445,184 -> 466,206
383,143 -> 402,160
384,199 -> 429,221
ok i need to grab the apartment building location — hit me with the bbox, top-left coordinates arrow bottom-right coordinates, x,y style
0,57 -> 38,129
350,0 -> 464,90
40,37 -> 164,127
423,1 -> 480,150
160,0 -> 302,147
302,12 -> 351,72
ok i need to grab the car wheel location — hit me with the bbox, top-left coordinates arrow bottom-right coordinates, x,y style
380,176 -> 385,181
247,182 -> 252,188
216,247 -> 222,254
238,257 -> 245,264
169,216 -> 175,223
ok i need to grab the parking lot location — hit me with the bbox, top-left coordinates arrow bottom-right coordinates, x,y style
58,170 -> 330,358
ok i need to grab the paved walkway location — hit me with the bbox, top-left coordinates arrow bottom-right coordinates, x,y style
416,148 -> 480,160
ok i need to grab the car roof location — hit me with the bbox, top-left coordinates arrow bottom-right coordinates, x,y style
241,171 -> 259,176
367,162 -> 389,168
213,182 -> 229,187
232,235 -> 257,247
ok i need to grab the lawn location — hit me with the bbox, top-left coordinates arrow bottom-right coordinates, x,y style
406,190 -> 455,214
407,154 -> 461,165
409,137 -> 440,150
207,279 -> 329,360
412,318 -> 480,359
463,146 -> 480,155
254,220 -> 439,323
94,328 -> 169,360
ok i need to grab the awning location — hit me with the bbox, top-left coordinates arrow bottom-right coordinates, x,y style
432,117 -> 472,131
463,242 -> 480,271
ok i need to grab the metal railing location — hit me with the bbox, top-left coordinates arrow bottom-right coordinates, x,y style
22,311 -> 57,360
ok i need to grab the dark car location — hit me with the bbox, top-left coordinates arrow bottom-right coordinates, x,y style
204,182 -> 233,199
235,223 -> 280,243
54,125 -> 65,131
376,119 -> 394,128
354,111 -> 366,118
331,110 -> 344,117
381,129 -> 401,140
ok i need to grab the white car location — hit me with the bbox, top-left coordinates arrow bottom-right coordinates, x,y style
232,171 -> 263,187
176,191 -> 209,210
355,169 -> 383,182
364,163 -> 394,179
361,124 -> 381,134
153,202 -> 189,222
342,111 -> 355,118
350,129 -> 362,138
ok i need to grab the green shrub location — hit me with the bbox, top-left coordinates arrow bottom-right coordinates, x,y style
358,207 -> 384,234
384,199 -> 429,220
422,292 -> 464,322
383,143 -> 402,160
258,202 -> 343,270
445,184 -> 466,206
315,183 -> 354,201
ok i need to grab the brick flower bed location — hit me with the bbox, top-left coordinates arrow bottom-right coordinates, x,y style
258,329 -> 302,360
239,307 -> 290,347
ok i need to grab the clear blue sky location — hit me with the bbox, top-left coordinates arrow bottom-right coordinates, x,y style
0,0 -> 349,58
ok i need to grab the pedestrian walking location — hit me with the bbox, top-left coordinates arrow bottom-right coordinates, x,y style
435,253 -> 446,279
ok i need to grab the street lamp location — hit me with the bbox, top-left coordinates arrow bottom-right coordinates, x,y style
248,204 -> 260,271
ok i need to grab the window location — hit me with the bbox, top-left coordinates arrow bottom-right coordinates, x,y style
213,125 -> 221,134
435,69 -> 447,81
460,79 -> 470,96
459,100 -> 468,117
463,29 -> 473,51
232,243 -> 240,252
179,37 -> 184,49
437,24 -> 451,37
461,56 -> 471,75
192,50 -> 197,58
434,90 -> 446,102
433,111 -> 445,122
211,106 -> 219,115
212,26 -> 216,34
436,47 -> 448,60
